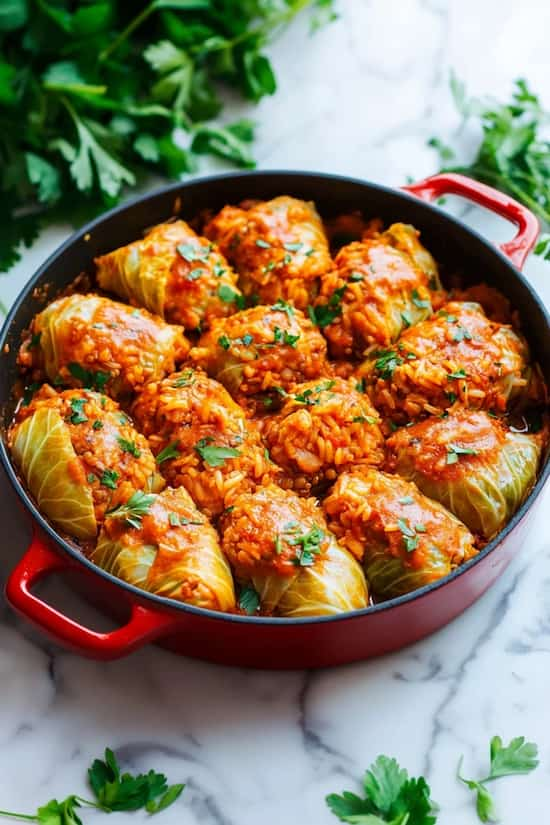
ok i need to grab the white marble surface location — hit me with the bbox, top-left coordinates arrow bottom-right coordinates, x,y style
1,1 -> 550,822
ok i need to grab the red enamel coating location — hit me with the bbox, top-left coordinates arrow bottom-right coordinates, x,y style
6,529 -> 181,658
402,172 -> 540,270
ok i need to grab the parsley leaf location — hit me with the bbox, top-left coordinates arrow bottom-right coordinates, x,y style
217,284 -> 245,309
117,437 -> 141,458
239,585 -> 260,615
457,735 -> 538,823
195,438 -> 241,467
106,491 -> 156,529
308,285 -> 346,328
156,440 -> 180,464
67,397 -> 88,425
68,363 -> 110,391
327,754 -> 437,825
446,443 -> 478,464
88,747 -> 184,813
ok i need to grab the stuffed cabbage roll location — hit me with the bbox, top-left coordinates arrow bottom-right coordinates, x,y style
190,304 -> 329,412
263,377 -> 385,495
204,196 -> 331,310
312,227 -> 440,358
358,301 -> 534,423
8,386 -> 163,540
131,368 -> 277,518
95,220 -> 242,331
220,484 -> 368,617
18,294 -> 189,399
92,487 -> 235,611
323,469 -> 477,599
386,408 -> 545,538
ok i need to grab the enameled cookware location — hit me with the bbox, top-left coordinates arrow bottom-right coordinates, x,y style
1,171 -> 548,668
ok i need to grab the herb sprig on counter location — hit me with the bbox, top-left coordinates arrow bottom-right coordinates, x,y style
327,754 -> 437,824
0,0 -> 337,272
0,748 -> 184,825
457,735 -> 538,823
326,735 -> 539,824
429,75 -> 550,256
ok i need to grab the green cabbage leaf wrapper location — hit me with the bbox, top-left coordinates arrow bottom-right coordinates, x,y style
97,241 -> 166,318
394,430 -> 542,539
92,491 -> 235,611
11,407 -> 96,539
250,536 -> 368,617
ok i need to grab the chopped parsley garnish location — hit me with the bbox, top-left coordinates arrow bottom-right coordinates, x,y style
397,517 -> 424,553
218,335 -> 231,350
280,523 -> 325,567
217,284 -> 245,309
117,437 -> 141,458
446,443 -> 478,464
255,238 -> 271,248
438,310 -> 458,322
348,271 -> 364,282
452,325 -> 473,342
283,330 -> 300,347
186,268 -> 204,281
68,397 -> 88,425
292,380 -> 335,406
239,585 -> 260,615
28,332 -> 41,349
100,469 -> 119,490
92,420 -> 103,430
106,491 -> 156,529
305,248 -> 316,257
87,473 -> 97,484
401,310 -> 412,328
271,299 -> 295,319
68,363 -> 110,391
446,391 -> 458,403
177,242 -> 211,263
213,263 -> 226,278
399,496 -> 414,505
168,512 -> 203,528
411,288 -> 431,309
374,350 -> 404,379
283,241 -> 303,252
195,438 -> 241,467
307,285 -> 346,328
352,415 -> 378,424
172,370 -> 195,388
355,378 -> 366,393
156,441 -> 180,465
447,369 -> 467,380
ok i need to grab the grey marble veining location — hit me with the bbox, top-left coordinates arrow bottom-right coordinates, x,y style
1,0 -> 550,822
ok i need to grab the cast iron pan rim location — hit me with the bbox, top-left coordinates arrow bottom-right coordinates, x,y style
1,170 -> 549,627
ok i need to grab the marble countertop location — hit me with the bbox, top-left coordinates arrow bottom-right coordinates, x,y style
1,1 -> 550,822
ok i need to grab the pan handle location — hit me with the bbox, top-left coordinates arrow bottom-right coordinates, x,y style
5,529 -> 181,659
402,172 -> 540,270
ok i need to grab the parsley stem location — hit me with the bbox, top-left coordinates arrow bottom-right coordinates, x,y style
0,812 -> 38,821
99,2 -> 159,62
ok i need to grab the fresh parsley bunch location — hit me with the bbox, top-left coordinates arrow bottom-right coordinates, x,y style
429,74 -> 550,259
0,0 -> 336,272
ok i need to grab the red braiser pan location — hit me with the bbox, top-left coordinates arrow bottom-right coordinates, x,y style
1,171 -> 548,668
